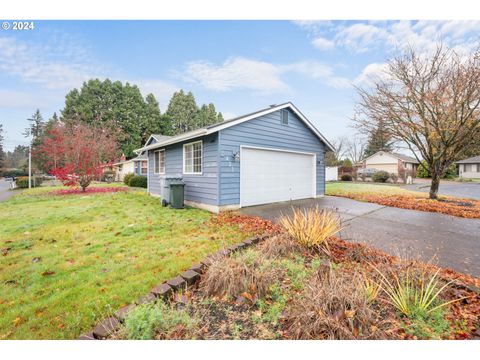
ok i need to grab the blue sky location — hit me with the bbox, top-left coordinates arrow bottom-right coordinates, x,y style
1,20 -> 479,151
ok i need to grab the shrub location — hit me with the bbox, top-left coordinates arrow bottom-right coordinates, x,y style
102,170 -> 115,183
286,270 -> 387,339
372,171 -> 390,183
258,233 -> 301,259
123,172 -> 135,186
1,169 -> 27,178
199,249 -> 280,299
374,267 -> 463,318
340,174 -> 352,181
390,173 -> 399,184
280,207 -> 342,254
15,176 -> 43,188
416,161 -> 430,178
128,175 -> 147,188
124,301 -> 197,340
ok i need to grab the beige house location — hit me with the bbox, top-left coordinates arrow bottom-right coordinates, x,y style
456,156 -> 480,179
361,151 -> 419,175
112,154 -> 148,182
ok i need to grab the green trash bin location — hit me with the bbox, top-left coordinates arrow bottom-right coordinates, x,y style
169,179 -> 185,209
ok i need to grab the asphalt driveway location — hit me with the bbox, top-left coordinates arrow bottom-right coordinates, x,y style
0,179 -> 17,202
403,179 -> 480,200
241,196 -> 480,278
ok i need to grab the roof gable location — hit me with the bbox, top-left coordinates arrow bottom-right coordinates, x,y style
135,102 -> 334,153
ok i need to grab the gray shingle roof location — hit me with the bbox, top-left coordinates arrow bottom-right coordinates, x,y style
151,134 -> 172,142
455,155 -> 480,164
391,152 -> 420,164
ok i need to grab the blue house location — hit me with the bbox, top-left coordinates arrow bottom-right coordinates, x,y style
135,102 -> 334,212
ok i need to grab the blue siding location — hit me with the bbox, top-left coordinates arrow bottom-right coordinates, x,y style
218,109 -> 326,206
147,133 -> 219,205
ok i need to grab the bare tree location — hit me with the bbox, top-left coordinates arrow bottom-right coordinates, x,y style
326,136 -> 348,166
346,136 -> 366,164
354,44 -> 480,199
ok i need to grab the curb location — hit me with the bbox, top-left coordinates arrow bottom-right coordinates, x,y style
79,233 -> 269,340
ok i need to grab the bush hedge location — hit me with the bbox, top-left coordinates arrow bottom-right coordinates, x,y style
128,175 -> 147,188
372,171 -> 390,183
123,172 -> 135,186
15,176 -> 43,188
1,169 -> 28,178
340,174 -> 353,181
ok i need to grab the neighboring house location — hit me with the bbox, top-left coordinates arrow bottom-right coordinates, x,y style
361,151 -> 419,175
113,153 -> 148,181
456,156 -> 480,179
135,102 -> 334,212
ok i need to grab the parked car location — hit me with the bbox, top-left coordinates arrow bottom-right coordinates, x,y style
357,168 -> 378,177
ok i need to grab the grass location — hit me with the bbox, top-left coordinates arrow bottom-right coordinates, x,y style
0,185 -> 250,339
326,182 -> 426,199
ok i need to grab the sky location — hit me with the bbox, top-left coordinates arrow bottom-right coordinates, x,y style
1,20 -> 480,151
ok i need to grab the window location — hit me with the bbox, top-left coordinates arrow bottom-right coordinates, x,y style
154,150 -> 165,174
477,164 -> 480,173
281,109 -> 289,125
183,141 -> 202,174
141,161 -> 148,175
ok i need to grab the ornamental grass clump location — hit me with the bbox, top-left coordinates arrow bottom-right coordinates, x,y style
374,266 -> 463,318
280,207 -> 342,254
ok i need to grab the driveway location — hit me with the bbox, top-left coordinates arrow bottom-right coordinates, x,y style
403,179 -> 480,200
0,178 -> 18,202
241,196 -> 480,278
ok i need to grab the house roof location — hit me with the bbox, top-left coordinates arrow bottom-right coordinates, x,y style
455,155 -> 480,164
113,153 -> 147,166
134,102 -> 334,153
363,151 -> 420,164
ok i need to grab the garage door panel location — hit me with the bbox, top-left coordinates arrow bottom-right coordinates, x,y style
240,147 -> 315,207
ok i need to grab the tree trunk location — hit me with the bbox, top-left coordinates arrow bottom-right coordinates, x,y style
429,173 -> 441,200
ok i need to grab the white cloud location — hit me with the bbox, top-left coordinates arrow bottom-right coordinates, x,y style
183,57 -> 288,94
0,89 -> 56,109
0,35 -> 102,90
181,57 -> 350,94
353,62 -> 389,86
295,20 -> 480,55
311,37 -> 335,50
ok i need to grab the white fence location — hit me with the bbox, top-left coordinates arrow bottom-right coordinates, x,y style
325,166 -> 338,181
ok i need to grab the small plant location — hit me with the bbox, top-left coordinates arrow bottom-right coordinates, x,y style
359,275 -> 380,304
374,267 -> 463,318
123,172 -> 134,186
340,174 -> 353,181
128,175 -> 147,188
123,301 -> 197,340
389,173 -> 398,184
405,306 -> 452,339
280,206 -> 342,254
15,176 -> 43,188
372,171 -> 390,183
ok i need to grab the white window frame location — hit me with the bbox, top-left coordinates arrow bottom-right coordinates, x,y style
154,149 -> 165,174
183,140 -> 203,175
140,161 -> 148,175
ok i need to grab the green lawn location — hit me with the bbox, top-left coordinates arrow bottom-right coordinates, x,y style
326,182 -> 427,199
0,185 -> 250,339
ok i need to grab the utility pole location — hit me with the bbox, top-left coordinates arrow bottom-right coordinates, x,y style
28,145 -> 32,189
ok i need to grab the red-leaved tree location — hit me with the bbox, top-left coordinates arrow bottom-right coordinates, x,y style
35,123 -> 121,192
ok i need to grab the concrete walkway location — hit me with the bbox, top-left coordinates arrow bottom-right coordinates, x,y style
241,196 -> 480,278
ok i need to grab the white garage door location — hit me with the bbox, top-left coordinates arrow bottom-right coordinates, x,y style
240,146 -> 316,207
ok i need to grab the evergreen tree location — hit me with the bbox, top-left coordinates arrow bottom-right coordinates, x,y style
363,121 -> 393,157
61,79 -> 163,158
143,94 -> 172,139
166,90 -> 199,134
24,109 -> 45,142
217,112 -> 224,122
196,103 -> 220,127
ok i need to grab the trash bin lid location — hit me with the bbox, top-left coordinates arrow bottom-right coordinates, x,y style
169,180 -> 185,186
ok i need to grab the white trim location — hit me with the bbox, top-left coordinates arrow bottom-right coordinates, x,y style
135,102 -> 334,153
239,145 -> 317,208
183,140 -> 203,175
153,149 -> 165,174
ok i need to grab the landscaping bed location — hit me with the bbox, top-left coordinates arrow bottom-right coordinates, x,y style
108,228 -> 480,340
327,182 -> 480,219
